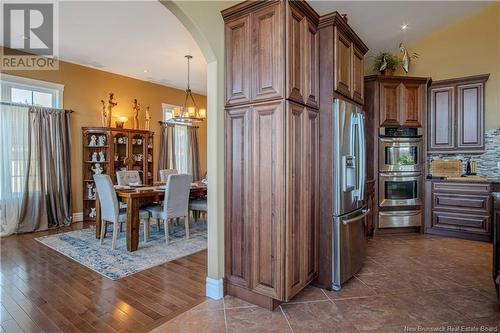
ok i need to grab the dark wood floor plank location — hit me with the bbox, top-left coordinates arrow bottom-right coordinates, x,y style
0,222 -> 207,333
1,293 -> 40,333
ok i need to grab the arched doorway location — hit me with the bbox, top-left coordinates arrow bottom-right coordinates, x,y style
160,0 -> 232,299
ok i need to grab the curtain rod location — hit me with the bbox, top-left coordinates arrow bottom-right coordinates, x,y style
158,120 -> 199,128
0,101 -> 75,113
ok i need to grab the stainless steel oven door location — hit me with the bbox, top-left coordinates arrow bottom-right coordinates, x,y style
379,172 -> 423,207
379,138 -> 422,172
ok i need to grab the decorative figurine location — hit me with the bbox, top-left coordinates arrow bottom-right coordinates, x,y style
87,183 -> 94,199
97,135 -> 106,146
114,154 -> 119,162
100,93 -> 118,127
132,99 -> 140,129
89,208 -> 96,218
144,106 -> 151,130
91,163 -> 103,175
399,42 -> 419,73
379,55 -> 388,72
89,135 -> 97,147
99,151 -> 105,162
91,151 -> 98,162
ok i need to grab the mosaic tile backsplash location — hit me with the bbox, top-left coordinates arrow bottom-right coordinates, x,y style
427,128 -> 500,179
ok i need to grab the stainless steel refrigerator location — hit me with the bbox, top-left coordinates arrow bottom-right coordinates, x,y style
331,98 -> 369,291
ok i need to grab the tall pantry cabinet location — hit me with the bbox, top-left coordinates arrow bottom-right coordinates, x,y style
223,0 -> 320,309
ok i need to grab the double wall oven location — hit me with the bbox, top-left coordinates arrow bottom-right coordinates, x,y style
378,128 -> 423,228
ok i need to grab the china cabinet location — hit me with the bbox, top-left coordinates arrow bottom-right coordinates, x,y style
82,127 -> 154,221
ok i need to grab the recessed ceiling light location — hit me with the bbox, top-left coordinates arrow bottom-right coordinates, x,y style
143,69 -> 148,73
401,24 -> 409,31
22,35 -> 30,40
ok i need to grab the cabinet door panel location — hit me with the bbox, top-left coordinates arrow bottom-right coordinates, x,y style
285,102 -> 304,298
432,211 -> 490,235
457,83 -> 484,150
286,5 -> 305,104
303,108 -> 319,282
351,45 -> 364,104
251,101 -> 285,300
379,82 -> 400,126
225,107 -> 252,287
429,87 -> 454,151
334,28 -> 352,98
252,3 -> 283,102
304,19 -> 319,109
225,16 -> 251,105
401,83 -> 423,127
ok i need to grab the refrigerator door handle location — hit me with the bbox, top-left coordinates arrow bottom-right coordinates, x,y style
357,112 -> 366,202
342,209 -> 370,225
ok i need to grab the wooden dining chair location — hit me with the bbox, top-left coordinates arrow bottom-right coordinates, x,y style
159,168 -> 178,183
144,174 -> 192,245
94,174 -> 150,249
116,170 -> 142,186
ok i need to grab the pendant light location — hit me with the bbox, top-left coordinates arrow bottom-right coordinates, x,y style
171,55 -> 206,123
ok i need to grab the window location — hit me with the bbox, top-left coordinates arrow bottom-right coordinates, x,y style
1,74 -> 64,108
0,75 -> 64,199
162,103 -> 189,174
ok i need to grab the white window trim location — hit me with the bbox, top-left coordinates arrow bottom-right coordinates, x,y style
1,73 -> 64,107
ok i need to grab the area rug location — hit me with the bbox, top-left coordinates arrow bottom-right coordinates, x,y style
35,221 -> 207,280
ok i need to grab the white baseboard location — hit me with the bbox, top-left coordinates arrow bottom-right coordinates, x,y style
205,277 -> 223,300
72,212 -> 83,222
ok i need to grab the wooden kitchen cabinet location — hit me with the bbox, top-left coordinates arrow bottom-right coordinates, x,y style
379,82 -> 401,126
223,0 -> 320,309
428,74 -> 489,153
375,77 -> 428,128
425,180 -> 493,242
318,13 -> 368,104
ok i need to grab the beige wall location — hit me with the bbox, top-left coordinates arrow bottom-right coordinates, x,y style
399,3 -> 500,129
2,52 -> 207,214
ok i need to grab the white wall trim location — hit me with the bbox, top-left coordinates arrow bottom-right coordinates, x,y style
72,212 -> 83,222
205,277 -> 223,300
1,73 -> 65,92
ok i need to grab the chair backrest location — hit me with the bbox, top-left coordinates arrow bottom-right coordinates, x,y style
93,174 -> 119,222
163,174 -> 192,219
159,169 -> 178,182
116,170 -> 141,185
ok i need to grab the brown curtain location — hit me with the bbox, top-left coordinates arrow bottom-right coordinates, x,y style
17,107 -> 72,233
187,126 -> 200,181
158,124 -> 176,179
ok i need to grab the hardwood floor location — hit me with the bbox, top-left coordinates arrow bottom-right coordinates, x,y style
0,222 -> 207,333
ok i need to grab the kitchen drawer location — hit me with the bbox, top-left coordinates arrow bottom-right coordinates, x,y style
433,193 -> 491,213
379,210 -> 422,228
431,210 -> 490,235
432,182 -> 492,194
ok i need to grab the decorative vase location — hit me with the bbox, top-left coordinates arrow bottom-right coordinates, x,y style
382,68 -> 394,77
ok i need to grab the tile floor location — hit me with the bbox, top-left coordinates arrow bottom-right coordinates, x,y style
150,234 -> 500,332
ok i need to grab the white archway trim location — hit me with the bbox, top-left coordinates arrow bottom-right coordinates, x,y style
159,0 -> 226,300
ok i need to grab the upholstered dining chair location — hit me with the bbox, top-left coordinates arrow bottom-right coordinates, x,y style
116,170 -> 142,186
159,168 -> 178,183
94,174 -> 150,249
189,198 -> 207,223
144,174 -> 192,245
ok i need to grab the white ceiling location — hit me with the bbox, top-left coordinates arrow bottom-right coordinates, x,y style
309,1 -> 494,61
1,1 -> 207,94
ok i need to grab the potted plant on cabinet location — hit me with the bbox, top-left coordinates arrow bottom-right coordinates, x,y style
373,52 -> 400,76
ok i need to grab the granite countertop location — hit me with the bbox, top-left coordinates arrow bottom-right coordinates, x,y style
426,177 -> 500,184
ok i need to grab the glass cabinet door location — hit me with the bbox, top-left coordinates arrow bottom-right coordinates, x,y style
130,133 -> 147,183
112,131 -> 129,182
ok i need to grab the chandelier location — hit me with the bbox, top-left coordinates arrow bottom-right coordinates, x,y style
171,55 -> 206,123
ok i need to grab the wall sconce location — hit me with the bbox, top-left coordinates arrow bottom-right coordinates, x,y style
115,116 -> 128,128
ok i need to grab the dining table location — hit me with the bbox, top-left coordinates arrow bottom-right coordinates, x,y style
95,183 -> 207,252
